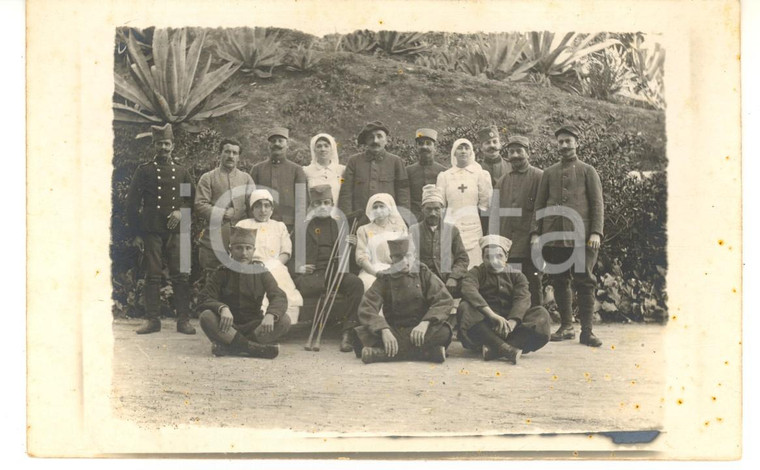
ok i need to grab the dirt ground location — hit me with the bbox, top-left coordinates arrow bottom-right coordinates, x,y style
112,319 -> 665,435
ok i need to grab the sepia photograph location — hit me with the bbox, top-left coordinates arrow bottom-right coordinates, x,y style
25,0 -> 742,459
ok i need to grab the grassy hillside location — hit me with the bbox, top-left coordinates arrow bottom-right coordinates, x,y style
115,49 -> 666,170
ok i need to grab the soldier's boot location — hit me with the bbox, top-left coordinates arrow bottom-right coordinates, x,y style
550,281 -> 575,341
136,280 -> 161,335
340,329 -> 355,353
483,343 -> 521,364
211,342 -> 233,357
230,333 -> 279,359
361,347 -> 394,364
577,289 -> 602,347
173,279 -> 196,335
419,346 -> 446,364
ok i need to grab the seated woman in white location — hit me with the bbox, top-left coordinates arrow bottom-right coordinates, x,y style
304,133 -> 345,204
355,193 -> 408,292
436,138 -> 492,268
236,189 -> 303,323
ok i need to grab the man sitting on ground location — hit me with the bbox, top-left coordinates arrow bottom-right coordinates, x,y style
197,226 -> 290,358
457,235 -> 551,364
354,237 -> 454,364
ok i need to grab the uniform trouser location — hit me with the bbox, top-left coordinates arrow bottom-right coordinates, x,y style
199,309 -> 291,345
294,270 -> 362,332
508,257 -> 544,307
354,322 -> 453,361
142,232 -> 190,321
458,301 -> 551,354
542,245 -> 598,332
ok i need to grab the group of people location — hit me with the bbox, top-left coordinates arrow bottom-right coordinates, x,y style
124,118 -> 605,365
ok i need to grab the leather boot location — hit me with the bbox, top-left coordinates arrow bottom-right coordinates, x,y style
230,333 -> 279,359
172,278 -> 196,335
136,280 -> 161,334
419,346 -> 446,364
577,289 -> 602,347
340,329 -> 355,353
550,281 -> 575,341
497,343 -> 522,365
361,347 -> 393,364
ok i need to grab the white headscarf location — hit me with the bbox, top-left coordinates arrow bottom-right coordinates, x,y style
450,138 -> 481,171
365,192 -> 404,225
249,188 -> 274,208
308,133 -> 341,173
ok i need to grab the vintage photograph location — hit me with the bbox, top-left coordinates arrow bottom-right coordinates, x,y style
24,0 -> 745,459
109,25 -> 669,438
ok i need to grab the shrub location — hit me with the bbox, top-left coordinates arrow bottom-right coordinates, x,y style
113,28 -> 247,132
580,46 -> 636,101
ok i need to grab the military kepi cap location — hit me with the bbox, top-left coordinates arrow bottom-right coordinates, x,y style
415,128 -> 438,142
479,235 -> 512,255
554,124 -> 580,139
357,121 -> 390,145
309,184 -> 333,202
151,123 -> 174,142
477,125 -> 499,143
387,237 -> 411,259
229,226 -> 257,246
507,135 -> 530,149
268,127 -> 290,141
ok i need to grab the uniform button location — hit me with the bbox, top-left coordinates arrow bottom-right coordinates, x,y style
172,168 -> 176,172
157,205 -> 161,209
172,186 -> 176,190
172,176 -> 175,180
158,196 -> 161,199
158,186 -> 162,190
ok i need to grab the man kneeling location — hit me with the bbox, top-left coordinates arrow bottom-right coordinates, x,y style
457,235 -> 551,364
354,237 -> 454,364
197,226 -> 290,358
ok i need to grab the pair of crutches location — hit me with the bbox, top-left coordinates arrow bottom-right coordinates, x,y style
305,219 -> 358,351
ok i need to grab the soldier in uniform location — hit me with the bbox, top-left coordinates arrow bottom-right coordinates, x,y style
295,184 -> 364,352
354,237 -> 454,364
408,184 -> 469,298
337,121 -> 411,223
197,226 -> 289,358
531,124 -> 605,347
125,123 -> 196,335
477,125 -> 511,189
195,138 -> 256,274
457,235 -> 552,364
405,128 -> 446,221
250,127 -> 307,232
497,135 -> 544,307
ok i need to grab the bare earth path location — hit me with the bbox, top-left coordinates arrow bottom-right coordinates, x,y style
112,320 -> 665,435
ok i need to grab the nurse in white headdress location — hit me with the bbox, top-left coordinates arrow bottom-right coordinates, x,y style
436,138 -> 492,268
236,189 -> 303,323
355,192 -> 409,291
304,133 -> 346,204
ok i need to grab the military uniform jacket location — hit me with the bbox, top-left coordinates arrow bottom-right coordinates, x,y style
481,157 -> 512,188
497,164 -> 543,258
406,160 -> 447,219
338,150 -> 411,216
197,264 -> 288,325
531,155 -> 604,247
250,158 -> 307,226
195,167 -> 256,248
358,263 -> 453,334
460,265 -> 531,332
409,221 -> 469,282
126,156 -> 195,236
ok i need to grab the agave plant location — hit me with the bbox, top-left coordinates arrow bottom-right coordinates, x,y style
376,31 -> 431,57
456,33 -> 535,81
524,32 -> 621,92
214,27 -> 284,78
580,46 -> 636,100
113,28 -> 246,130
337,30 -> 377,54
626,36 -> 666,109
285,43 -> 321,72
414,49 -> 459,72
